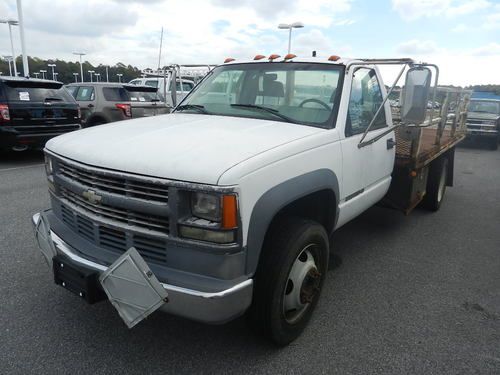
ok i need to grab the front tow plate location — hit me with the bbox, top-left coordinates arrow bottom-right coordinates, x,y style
99,247 -> 168,328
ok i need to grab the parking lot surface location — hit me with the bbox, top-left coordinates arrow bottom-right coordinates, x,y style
1,145 -> 499,374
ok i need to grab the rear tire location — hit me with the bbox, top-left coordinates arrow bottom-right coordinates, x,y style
248,217 -> 329,346
489,138 -> 498,150
421,156 -> 449,211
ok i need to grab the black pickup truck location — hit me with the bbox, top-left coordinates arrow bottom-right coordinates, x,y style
0,77 -> 81,152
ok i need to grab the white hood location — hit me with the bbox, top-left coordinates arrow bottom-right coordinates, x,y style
46,113 -> 323,185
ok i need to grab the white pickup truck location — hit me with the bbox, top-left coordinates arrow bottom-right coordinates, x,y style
32,56 -> 469,345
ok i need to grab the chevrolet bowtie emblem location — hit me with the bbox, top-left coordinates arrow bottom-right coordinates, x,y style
82,189 -> 102,204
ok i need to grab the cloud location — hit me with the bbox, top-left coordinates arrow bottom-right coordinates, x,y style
396,39 -> 439,55
392,0 -> 491,21
484,7 -> 500,29
469,42 -> 500,56
23,0 -> 138,37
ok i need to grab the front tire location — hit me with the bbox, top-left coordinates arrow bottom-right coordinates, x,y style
248,218 -> 329,346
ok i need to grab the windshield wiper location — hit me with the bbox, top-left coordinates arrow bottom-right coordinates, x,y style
176,104 -> 211,114
44,97 -> 62,101
230,104 -> 297,123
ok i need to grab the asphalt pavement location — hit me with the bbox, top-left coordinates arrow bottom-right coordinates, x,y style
0,144 -> 499,374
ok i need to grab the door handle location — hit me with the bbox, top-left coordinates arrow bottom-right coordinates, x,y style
87,104 -> 94,108
387,138 -> 396,149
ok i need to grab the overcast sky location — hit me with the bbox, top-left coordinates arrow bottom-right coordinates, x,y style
0,0 -> 499,85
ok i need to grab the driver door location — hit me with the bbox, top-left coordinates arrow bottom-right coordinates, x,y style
338,67 -> 394,226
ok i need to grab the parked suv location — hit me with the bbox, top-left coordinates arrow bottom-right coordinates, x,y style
0,77 -> 81,152
466,99 -> 500,150
129,77 -> 195,106
65,83 -> 169,127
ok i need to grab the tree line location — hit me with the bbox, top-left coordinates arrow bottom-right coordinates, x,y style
0,56 -> 144,83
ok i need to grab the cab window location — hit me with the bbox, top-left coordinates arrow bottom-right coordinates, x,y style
347,68 -> 387,136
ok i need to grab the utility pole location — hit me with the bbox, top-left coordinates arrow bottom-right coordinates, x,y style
16,0 -> 29,76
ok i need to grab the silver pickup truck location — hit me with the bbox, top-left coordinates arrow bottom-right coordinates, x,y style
466,99 -> 500,150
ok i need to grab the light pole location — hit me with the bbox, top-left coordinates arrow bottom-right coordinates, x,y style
0,19 -> 19,77
3,55 -> 13,76
48,63 -> 56,80
88,70 -> 94,82
95,73 -> 101,82
39,69 -> 46,79
53,72 -> 58,81
16,0 -> 29,76
278,22 -> 304,54
34,72 -> 39,78
117,73 -> 123,83
73,72 -> 79,82
73,52 -> 86,82
105,66 -> 109,82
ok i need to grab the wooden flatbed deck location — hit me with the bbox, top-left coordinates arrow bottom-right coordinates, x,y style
395,127 -> 465,168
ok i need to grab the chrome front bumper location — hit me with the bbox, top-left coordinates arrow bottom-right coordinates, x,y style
32,212 -> 253,325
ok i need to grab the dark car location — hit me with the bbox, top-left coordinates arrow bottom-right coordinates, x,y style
65,83 -> 169,127
466,99 -> 500,150
0,77 -> 81,152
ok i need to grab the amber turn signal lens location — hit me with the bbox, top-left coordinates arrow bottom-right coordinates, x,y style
222,195 -> 238,229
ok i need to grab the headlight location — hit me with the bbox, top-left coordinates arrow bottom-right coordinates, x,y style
179,192 -> 238,244
191,192 -> 221,222
44,155 -> 53,175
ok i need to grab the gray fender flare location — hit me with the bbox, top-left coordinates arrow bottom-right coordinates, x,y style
246,169 -> 339,275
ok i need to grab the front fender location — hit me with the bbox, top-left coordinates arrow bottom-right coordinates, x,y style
245,169 -> 339,275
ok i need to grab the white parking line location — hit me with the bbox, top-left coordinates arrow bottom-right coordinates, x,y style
0,163 -> 44,172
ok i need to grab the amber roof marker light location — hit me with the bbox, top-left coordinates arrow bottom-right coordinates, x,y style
284,53 -> 297,61
328,55 -> 341,61
268,54 -> 281,61
278,22 -> 304,54
224,57 -> 235,63
254,55 -> 266,60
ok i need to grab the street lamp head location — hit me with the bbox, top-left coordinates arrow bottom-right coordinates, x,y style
48,63 -> 56,67
278,22 -> 304,29
0,19 -> 19,25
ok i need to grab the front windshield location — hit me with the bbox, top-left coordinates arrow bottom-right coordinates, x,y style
176,62 -> 343,127
469,101 -> 500,115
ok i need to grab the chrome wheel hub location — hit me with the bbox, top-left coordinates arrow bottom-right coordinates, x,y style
283,245 -> 321,324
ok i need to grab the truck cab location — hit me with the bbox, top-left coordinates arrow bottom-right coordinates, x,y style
32,56 -> 468,345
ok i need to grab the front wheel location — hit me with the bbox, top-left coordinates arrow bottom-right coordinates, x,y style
248,218 -> 329,346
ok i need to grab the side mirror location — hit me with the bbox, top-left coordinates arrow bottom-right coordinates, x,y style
400,67 -> 432,124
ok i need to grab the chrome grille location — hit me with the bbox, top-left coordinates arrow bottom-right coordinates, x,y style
60,203 -> 167,265
60,187 -> 169,233
58,161 -> 169,203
